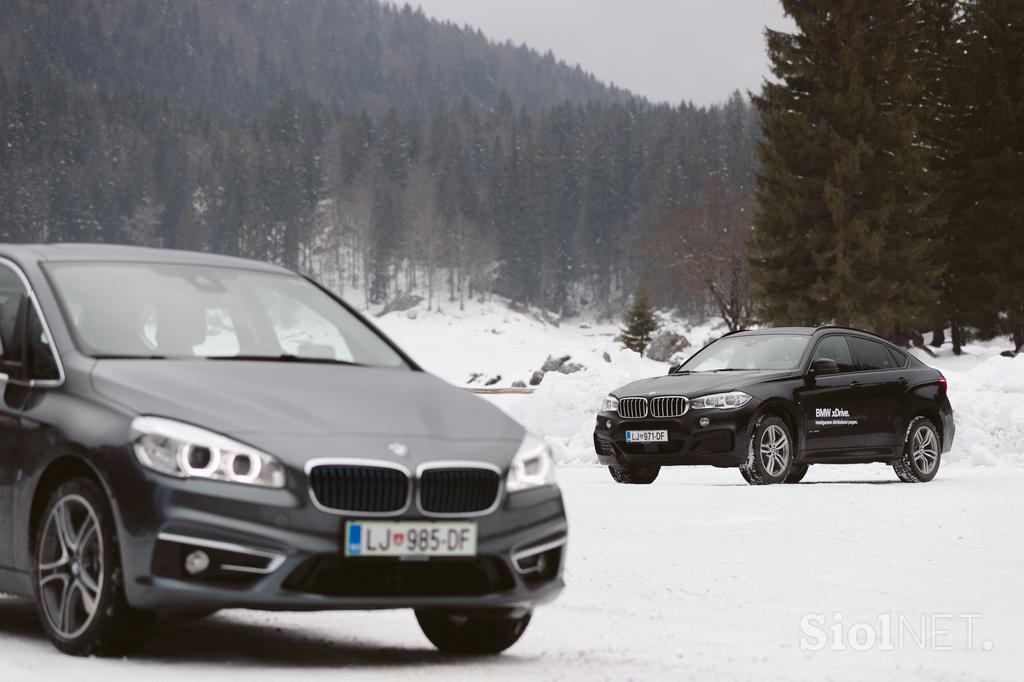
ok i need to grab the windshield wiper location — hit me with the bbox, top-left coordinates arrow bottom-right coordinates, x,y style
205,354 -> 364,366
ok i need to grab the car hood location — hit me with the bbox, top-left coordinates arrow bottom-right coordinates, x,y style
612,370 -> 794,399
90,360 -> 525,449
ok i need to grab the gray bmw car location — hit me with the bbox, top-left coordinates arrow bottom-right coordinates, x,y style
0,244 -> 566,656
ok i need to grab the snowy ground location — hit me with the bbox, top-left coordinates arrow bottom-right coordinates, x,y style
3,297 -> 1022,680
3,465 -> 1022,681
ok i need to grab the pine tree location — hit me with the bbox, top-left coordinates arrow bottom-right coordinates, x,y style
953,0 -> 1024,351
752,1 -> 942,342
915,0 -> 961,348
621,288 -> 658,356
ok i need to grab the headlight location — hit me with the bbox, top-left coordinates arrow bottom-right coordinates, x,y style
131,416 -> 286,488
690,391 -> 753,410
600,395 -> 619,414
506,432 -> 557,493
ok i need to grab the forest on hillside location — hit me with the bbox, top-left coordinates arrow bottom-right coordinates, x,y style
0,0 -> 759,317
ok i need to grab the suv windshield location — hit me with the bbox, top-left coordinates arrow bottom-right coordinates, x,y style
46,262 -> 407,368
681,334 -> 810,372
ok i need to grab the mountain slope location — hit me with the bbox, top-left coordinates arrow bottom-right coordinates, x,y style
1,0 -> 629,116
0,0 -> 758,317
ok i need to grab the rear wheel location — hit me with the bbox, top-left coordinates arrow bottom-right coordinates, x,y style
893,417 -> 941,483
784,463 -> 809,483
33,477 -> 154,656
608,464 -> 660,484
416,609 -> 532,655
739,416 -> 794,485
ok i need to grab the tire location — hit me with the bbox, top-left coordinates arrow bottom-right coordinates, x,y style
893,416 -> 941,483
416,609 -> 532,655
784,463 -> 809,484
739,415 -> 794,485
608,464 -> 660,485
33,477 -> 155,656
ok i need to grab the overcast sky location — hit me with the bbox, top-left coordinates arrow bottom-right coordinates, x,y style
410,0 -> 795,106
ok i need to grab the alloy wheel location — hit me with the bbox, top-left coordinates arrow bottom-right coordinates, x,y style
37,494 -> 105,640
911,426 -> 939,475
759,424 -> 790,477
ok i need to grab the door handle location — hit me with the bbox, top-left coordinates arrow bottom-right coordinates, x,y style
897,377 -> 909,387
849,381 -> 863,389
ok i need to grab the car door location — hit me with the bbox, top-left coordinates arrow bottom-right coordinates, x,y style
0,264 -> 34,568
845,335 -> 902,450
798,334 -> 867,453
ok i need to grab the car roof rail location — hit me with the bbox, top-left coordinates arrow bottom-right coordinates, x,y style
814,324 -> 884,339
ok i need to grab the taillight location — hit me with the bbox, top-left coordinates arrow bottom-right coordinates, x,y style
939,375 -> 947,391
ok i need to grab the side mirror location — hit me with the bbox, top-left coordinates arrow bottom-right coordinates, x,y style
668,363 -> 681,375
808,358 -> 839,379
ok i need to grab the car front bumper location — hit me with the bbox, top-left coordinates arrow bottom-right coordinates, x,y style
108,457 -> 567,613
592,404 -> 757,468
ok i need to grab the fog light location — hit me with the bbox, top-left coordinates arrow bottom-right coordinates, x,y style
699,417 -> 710,428
184,550 -> 210,576
606,420 -> 612,429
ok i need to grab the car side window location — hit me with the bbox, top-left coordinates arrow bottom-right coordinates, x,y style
26,306 -> 61,381
848,336 -> 894,371
0,265 -> 29,375
887,346 -> 908,368
812,335 -> 855,373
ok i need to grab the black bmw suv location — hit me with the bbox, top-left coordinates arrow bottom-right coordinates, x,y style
0,244 -> 565,657
594,327 -> 954,485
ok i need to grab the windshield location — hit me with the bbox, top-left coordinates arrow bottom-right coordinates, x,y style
45,262 -> 407,368
681,334 -> 810,372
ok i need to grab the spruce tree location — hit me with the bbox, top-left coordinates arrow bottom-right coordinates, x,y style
954,0 -> 1024,351
752,1 -> 942,341
915,0 -> 961,346
621,288 -> 658,356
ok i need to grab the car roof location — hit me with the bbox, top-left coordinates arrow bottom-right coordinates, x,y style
0,243 -> 292,274
728,326 -> 893,343
729,327 -> 816,336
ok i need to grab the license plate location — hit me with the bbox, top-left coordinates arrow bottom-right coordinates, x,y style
625,429 -> 669,443
344,521 -> 477,558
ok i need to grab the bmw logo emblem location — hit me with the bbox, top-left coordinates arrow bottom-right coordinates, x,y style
388,442 -> 409,458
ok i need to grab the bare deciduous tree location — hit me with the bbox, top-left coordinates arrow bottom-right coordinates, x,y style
656,179 -> 755,331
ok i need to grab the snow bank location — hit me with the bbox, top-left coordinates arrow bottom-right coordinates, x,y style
504,346 -> 664,464
921,352 -> 1024,467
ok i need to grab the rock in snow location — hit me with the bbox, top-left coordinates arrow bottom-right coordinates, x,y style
541,354 -> 573,372
645,330 -> 691,362
376,291 -> 423,316
558,361 -> 585,375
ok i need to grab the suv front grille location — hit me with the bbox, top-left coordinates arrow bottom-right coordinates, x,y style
617,397 -> 648,419
650,396 -> 689,418
308,465 -> 409,513
419,467 -> 501,514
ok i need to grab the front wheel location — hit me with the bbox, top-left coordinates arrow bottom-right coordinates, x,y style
893,417 -> 941,482
33,477 -> 154,656
740,416 -> 794,485
608,464 -> 660,484
416,609 -> 532,655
